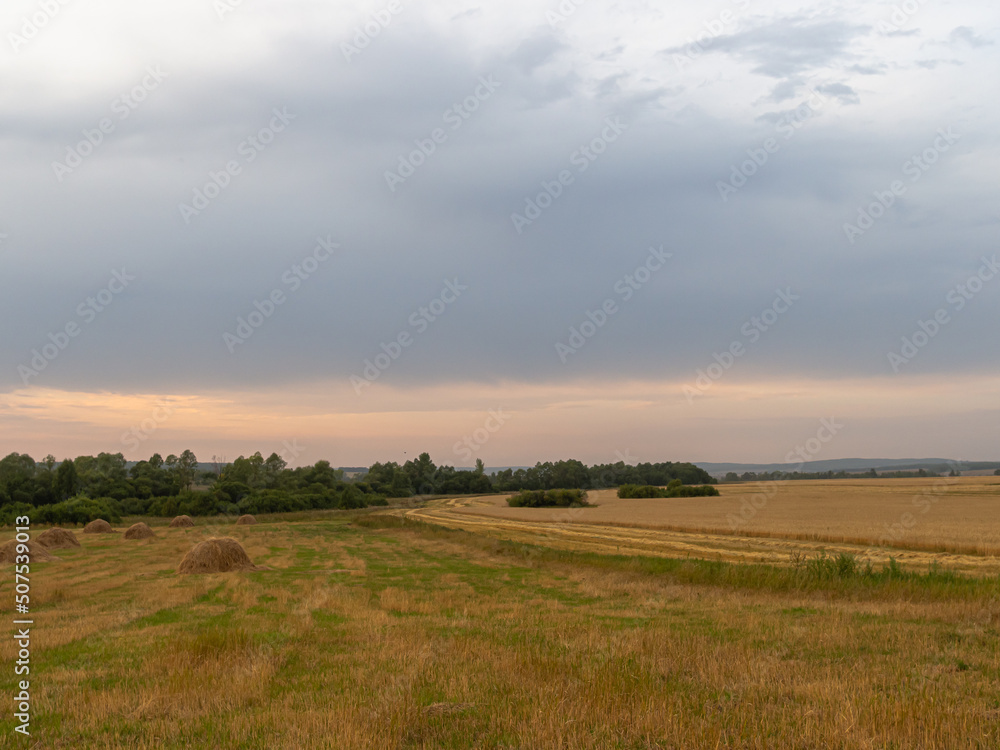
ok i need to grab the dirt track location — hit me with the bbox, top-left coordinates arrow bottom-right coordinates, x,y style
392,494 -> 1000,575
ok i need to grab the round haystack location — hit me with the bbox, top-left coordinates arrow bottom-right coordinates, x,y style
83,519 -> 117,534
178,537 -> 261,574
36,527 -> 80,550
169,515 -> 195,528
0,539 -> 58,563
236,514 -> 257,525
124,522 -> 156,540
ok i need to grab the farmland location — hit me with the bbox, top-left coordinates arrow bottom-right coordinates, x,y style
411,477 -> 1000,570
0,478 -> 998,748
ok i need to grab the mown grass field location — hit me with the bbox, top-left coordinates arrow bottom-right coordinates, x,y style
2,510 -> 999,748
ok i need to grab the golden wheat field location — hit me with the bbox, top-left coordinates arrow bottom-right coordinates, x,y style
406,478 -> 1000,573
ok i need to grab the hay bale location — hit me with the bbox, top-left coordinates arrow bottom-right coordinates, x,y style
236,514 -> 257,525
169,515 -> 195,528
0,539 -> 58,563
178,537 -> 262,574
83,519 -> 117,534
124,522 -> 156,540
36,527 -> 80,550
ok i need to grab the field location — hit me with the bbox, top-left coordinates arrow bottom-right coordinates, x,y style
0,479 -> 998,748
411,478 -> 1000,573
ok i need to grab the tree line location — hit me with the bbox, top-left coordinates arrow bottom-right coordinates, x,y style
0,449 -> 714,525
723,468 -> 942,482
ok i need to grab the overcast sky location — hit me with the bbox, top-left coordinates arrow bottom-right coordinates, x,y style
1,0 -> 998,466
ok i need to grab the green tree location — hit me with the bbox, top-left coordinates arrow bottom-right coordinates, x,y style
404,452 -> 437,494
55,459 -> 79,500
177,449 -> 199,490
0,452 -> 36,495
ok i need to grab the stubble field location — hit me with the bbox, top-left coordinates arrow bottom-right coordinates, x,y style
1,478 -> 998,748
412,477 -> 1000,573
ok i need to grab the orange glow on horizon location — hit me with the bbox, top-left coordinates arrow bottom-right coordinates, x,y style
1,373 -> 998,466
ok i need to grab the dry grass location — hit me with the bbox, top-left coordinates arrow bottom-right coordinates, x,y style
0,498 -> 998,748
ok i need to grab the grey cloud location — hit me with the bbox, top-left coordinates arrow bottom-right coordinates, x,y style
846,62 -> 888,75
511,32 -> 568,74
950,26 -> 993,48
814,82 -> 859,105
662,16 -> 870,79
915,58 -> 963,69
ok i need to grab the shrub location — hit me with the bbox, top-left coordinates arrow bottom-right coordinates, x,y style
31,496 -> 122,525
119,496 -> 153,516
507,489 -> 589,508
617,483 -> 719,499
0,502 -> 36,526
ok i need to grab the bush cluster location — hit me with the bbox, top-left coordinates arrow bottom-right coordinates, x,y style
507,489 -> 589,508
617,481 -> 720,499
0,487 -> 388,526
0,495 -> 123,526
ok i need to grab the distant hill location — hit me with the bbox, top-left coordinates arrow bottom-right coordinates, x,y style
695,458 -> 1000,477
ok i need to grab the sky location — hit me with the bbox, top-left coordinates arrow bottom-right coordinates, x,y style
1,0 -> 998,467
